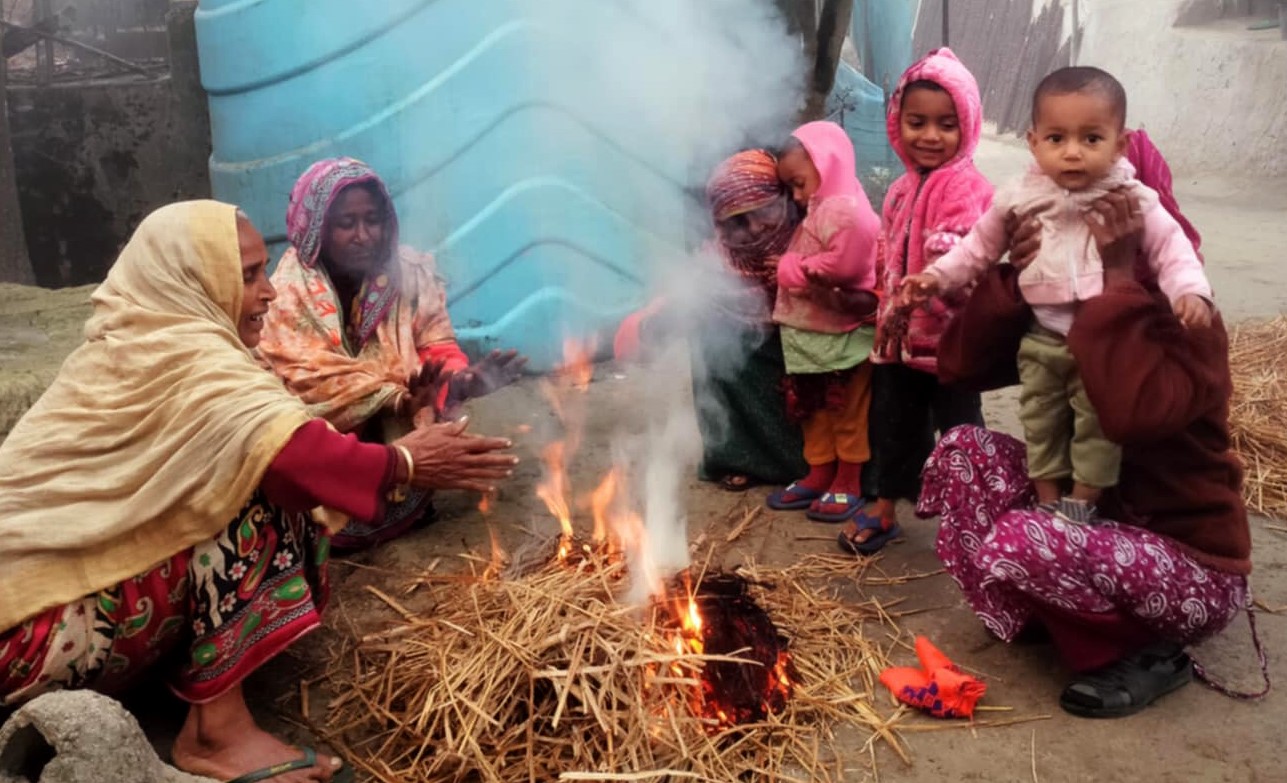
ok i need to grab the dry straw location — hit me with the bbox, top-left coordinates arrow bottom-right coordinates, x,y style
321,551 -> 913,782
1229,316 -> 1287,519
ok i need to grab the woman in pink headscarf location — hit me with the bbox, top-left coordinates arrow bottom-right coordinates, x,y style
259,158 -> 527,549
615,149 -> 811,491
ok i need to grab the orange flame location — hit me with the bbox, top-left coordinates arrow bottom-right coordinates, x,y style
535,340 -> 599,557
590,469 -> 619,547
675,577 -> 704,656
560,338 -> 595,392
535,442 -> 576,559
486,524 -> 509,576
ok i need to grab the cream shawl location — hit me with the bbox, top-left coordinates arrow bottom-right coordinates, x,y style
0,201 -> 312,631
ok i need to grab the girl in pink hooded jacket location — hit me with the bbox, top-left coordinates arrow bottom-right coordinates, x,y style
765,121 -> 882,523
841,49 -> 994,555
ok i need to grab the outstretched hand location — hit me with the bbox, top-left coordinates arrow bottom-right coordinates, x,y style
393,417 -> 518,494
897,273 -> 940,310
443,350 -> 528,418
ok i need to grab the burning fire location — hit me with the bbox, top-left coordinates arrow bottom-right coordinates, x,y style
535,441 -> 576,558
662,573 -> 796,729
530,339 -> 794,729
536,340 -> 598,561
590,469 -> 623,551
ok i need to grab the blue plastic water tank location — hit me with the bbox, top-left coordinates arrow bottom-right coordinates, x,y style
195,0 -> 686,371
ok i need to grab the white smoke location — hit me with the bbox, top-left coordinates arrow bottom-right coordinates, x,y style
528,0 -> 805,601
514,0 -> 797,600
534,0 -> 804,194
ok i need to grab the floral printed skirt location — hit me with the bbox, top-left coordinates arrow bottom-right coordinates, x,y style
0,490 -> 330,705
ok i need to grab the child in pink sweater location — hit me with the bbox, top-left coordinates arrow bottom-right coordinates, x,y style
766,121 -> 881,522
902,67 -> 1213,523
840,48 -> 994,555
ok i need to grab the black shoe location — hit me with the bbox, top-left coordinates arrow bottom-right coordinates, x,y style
986,620 -> 1051,646
1012,621 -> 1052,646
1059,643 -> 1192,718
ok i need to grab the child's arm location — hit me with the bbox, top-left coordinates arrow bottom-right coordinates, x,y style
900,204 -> 1009,308
1140,203 -> 1214,328
777,199 -> 879,290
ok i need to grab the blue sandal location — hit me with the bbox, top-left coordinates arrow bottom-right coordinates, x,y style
806,492 -> 864,523
766,482 -> 825,510
837,511 -> 902,555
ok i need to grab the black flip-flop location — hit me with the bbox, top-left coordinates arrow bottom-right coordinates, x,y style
225,747 -> 353,783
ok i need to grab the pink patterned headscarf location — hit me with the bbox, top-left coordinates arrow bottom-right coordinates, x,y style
1126,128 -> 1203,268
286,157 -> 401,348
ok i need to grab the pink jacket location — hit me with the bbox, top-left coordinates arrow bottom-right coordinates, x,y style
772,121 -> 880,334
926,158 -> 1211,306
872,48 -> 994,374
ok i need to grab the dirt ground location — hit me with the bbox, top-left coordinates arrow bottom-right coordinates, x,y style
8,136 -> 1287,781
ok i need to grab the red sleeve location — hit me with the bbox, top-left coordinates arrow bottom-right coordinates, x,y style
262,419 -> 397,521
415,342 -> 471,414
417,341 -> 470,373
1066,281 -> 1231,443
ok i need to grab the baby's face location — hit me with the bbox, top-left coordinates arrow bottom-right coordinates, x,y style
777,146 -> 821,208
1026,91 -> 1127,191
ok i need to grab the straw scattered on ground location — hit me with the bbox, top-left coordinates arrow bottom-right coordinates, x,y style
319,550 -> 914,783
1229,316 -> 1287,519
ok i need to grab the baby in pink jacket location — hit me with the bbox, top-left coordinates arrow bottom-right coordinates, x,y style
902,67 -> 1213,524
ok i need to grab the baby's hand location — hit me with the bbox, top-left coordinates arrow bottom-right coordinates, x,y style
897,274 -> 940,310
1173,294 -> 1212,329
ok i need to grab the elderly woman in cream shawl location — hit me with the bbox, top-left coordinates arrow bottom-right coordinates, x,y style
0,202 -> 517,783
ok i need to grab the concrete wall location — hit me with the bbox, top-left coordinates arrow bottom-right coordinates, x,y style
1078,0 -> 1287,177
912,0 -> 1287,177
4,1 -> 210,288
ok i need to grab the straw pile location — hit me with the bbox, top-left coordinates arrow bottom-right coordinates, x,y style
321,551 -> 912,783
1229,316 -> 1287,519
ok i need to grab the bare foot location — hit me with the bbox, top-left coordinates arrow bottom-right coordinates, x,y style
171,685 -> 339,783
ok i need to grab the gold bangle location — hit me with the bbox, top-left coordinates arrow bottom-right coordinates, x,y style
395,445 -> 415,485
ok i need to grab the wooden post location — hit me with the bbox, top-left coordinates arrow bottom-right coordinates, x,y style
0,50 -> 34,285
35,0 -> 54,86
776,0 -> 853,119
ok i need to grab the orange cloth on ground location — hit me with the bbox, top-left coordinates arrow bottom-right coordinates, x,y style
879,636 -> 987,719
801,362 -> 873,465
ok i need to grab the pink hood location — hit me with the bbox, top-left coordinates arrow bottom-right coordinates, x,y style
792,121 -> 864,204
873,48 -> 993,374
886,48 -> 983,175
